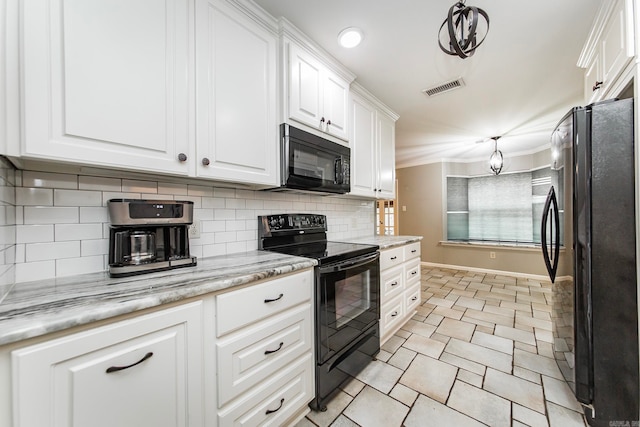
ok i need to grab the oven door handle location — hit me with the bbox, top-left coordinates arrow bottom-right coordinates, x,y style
318,252 -> 379,274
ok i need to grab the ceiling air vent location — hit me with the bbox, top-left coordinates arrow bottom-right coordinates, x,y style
422,77 -> 465,97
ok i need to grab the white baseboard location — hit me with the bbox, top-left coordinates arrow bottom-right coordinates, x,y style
421,261 -> 573,283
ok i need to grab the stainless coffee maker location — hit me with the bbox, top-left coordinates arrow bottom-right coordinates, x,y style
108,199 -> 197,277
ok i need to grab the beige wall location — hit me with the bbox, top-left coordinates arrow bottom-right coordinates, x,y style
396,152 -> 572,277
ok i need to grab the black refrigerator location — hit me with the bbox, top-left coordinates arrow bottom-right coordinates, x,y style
542,98 -> 639,426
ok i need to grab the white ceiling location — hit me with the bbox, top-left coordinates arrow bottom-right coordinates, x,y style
252,0 -> 602,168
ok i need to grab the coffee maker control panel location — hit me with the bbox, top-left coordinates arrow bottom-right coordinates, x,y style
109,199 -> 194,226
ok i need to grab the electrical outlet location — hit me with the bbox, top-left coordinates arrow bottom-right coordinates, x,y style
490,251 -> 496,259
188,221 -> 201,239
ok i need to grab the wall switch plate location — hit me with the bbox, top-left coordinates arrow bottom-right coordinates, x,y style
490,251 -> 496,259
188,221 -> 201,239
402,206 -> 407,211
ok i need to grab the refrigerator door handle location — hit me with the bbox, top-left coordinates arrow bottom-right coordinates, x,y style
541,186 -> 560,282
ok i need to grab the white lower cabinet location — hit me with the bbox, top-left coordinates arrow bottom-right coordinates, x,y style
216,269 -> 315,426
11,301 -> 204,427
6,268 -> 316,427
379,242 -> 422,344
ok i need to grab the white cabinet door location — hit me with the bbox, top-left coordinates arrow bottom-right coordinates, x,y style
21,0 -> 191,176
349,93 -> 377,196
323,71 -> 350,140
289,44 -> 324,131
288,44 -> 350,141
12,302 -> 203,427
348,87 -> 397,199
195,0 -> 278,186
377,112 -> 396,199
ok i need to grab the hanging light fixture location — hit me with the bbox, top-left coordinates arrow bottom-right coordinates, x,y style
438,0 -> 490,59
489,136 -> 503,175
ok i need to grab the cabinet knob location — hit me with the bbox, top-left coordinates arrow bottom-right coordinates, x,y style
378,189 -> 382,192
320,117 -> 325,123
373,188 -> 377,192
202,157 -> 210,166
593,81 -> 603,91
178,153 -> 187,162
327,119 -> 332,126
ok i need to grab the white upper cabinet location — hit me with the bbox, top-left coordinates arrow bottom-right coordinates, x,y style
579,0 -> 635,103
20,0 -> 192,176
195,0 -> 279,186
282,20 -> 355,143
349,85 -> 398,199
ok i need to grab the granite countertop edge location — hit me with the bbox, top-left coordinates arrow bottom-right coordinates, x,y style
0,251 -> 316,346
0,235 -> 422,346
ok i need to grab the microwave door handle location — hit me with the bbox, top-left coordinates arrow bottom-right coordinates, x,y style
334,158 -> 342,184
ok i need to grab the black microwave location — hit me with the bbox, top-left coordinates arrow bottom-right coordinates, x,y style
273,123 -> 350,194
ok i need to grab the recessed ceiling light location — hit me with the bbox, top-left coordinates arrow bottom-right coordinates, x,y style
338,27 -> 363,48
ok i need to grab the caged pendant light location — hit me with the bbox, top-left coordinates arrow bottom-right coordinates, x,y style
489,136 -> 504,175
438,0 -> 490,59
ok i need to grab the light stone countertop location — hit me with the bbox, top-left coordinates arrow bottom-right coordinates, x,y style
345,235 -> 423,250
0,235 -> 422,346
0,251 -> 316,346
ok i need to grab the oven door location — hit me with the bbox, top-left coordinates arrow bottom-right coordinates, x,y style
316,252 -> 380,364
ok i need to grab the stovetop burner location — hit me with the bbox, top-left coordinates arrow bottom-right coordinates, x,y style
258,214 -> 378,265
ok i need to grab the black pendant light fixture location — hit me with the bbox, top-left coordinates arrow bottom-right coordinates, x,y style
489,136 -> 503,175
438,1 -> 490,59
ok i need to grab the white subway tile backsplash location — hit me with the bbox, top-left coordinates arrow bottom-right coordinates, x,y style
16,260 -> 55,282
213,188 -> 236,198
215,231 -> 236,243
187,185 -> 213,197
16,224 -> 54,243
54,189 -> 102,206
225,198 -> 246,209
79,176 -> 122,191
203,197 -> 225,209
55,223 -> 103,241
16,188 -> 53,206
56,255 -> 104,277
80,206 -> 109,223
22,171 -> 78,189
11,170 -> 375,283
24,207 -> 79,224
122,179 -> 158,193
26,241 -> 80,262
158,182 -> 188,195
81,239 -> 109,256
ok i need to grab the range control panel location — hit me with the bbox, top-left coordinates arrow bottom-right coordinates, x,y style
258,213 -> 327,237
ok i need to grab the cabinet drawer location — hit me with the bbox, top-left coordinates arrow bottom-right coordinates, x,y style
380,295 -> 404,338
218,354 -> 314,427
381,265 -> 404,300
217,304 -> 312,406
216,270 -> 313,336
405,283 -> 421,315
405,258 -> 421,285
12,302 -> 203,427
403,242 -> 421,260
380,247 -> 403,270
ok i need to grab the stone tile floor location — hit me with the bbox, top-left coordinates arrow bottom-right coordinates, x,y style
295,266 -> 586,427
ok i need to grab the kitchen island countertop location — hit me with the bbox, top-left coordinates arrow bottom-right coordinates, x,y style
345,235 -> 423,250
0,251 -> 316,346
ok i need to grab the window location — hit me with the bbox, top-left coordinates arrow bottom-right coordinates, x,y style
446,168 -> 560,245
